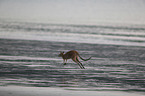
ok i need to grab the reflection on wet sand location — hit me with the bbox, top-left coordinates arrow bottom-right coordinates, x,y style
0,39 -> 145,92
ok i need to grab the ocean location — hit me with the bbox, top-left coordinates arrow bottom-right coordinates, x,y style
0,20 -> 145,92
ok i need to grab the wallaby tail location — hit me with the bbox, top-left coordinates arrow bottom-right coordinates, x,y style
78,55 -> 91,61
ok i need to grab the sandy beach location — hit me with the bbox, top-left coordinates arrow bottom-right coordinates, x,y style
0,86 -> 144,96
0,1 -> 145,96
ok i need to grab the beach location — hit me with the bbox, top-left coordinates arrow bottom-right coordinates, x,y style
0,86 -> 145,96
0,38 -> 145,94
0,11 -> 145,95
0,0 -> 145,96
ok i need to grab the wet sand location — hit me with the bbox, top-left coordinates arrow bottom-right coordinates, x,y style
0,86 -> 144,96
0,39 -> 145,92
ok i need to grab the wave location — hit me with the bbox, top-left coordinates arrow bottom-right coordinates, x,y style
1,21 -> 145,32
0,21 -> 145,46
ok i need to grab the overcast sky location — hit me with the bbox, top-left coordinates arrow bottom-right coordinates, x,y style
0,0 -> 145,25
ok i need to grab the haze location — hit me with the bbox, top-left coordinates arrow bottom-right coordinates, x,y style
0,0 -> 145,25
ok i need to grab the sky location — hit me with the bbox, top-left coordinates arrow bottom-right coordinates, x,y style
0,0 -> 145,25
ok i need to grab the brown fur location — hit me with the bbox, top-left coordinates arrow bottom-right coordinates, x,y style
58,50 -> 91,69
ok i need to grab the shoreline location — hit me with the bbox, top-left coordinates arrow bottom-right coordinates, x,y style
0,86 -> 144,96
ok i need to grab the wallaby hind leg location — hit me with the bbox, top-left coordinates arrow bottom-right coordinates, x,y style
76,57 -> 85,69
72,57 -> 83,69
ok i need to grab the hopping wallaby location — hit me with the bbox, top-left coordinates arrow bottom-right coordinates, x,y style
58,50 -> 91,69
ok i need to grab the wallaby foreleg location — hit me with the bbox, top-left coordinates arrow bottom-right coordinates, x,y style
63,59 -> 67,65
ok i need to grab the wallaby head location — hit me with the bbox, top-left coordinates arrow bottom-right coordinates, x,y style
58,51 -> 64,57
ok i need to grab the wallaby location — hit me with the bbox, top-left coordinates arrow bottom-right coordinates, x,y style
58,50 -> 91,69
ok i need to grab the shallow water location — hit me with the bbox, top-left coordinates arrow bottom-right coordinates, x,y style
0,21 -> 145,46
0,21 -> 145,92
